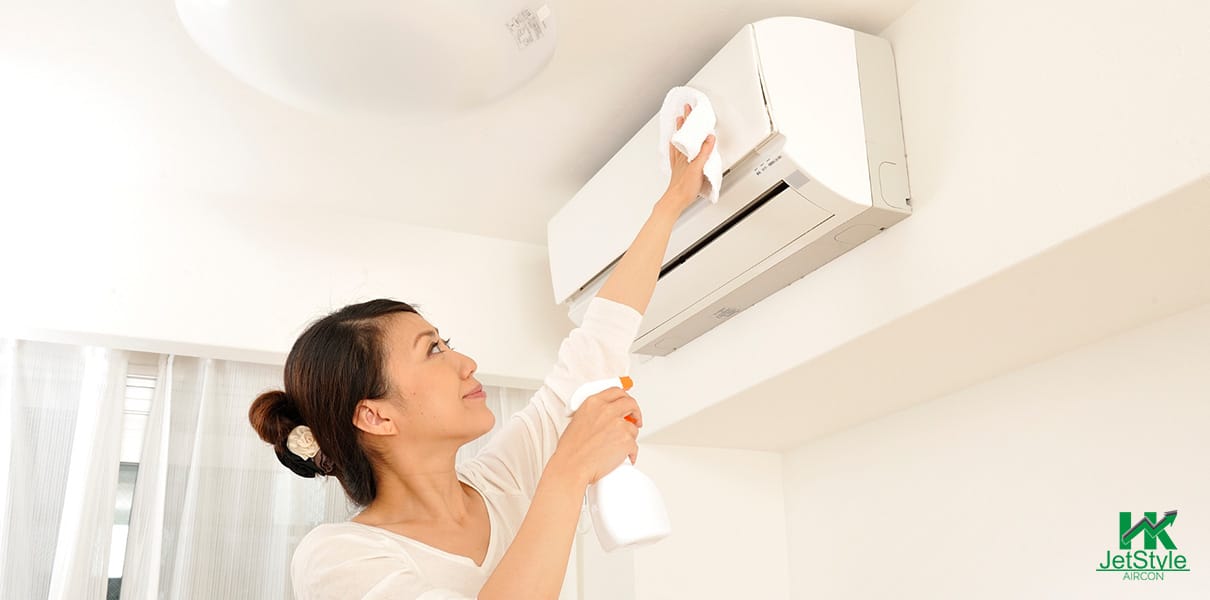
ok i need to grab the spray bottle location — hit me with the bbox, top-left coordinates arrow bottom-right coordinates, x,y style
567,377 -> 671,552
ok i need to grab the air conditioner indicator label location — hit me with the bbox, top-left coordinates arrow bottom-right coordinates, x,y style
755,154 -> 782,176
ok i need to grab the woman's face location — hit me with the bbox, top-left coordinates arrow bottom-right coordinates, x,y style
367,311 -> 495,446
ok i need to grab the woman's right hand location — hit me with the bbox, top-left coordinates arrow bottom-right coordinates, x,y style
659,103 -> 717,216
551,387 -> 643,486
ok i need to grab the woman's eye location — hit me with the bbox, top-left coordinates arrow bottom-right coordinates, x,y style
430,338 -> 453,355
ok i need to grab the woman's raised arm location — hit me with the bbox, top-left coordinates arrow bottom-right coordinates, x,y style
598,105 -> 716,314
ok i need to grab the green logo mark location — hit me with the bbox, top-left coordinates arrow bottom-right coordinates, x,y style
1120,510 -> 1178,550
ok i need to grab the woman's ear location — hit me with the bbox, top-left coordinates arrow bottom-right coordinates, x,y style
352,399 -> 399,436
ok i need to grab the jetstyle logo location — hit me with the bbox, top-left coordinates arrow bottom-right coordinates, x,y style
1097,510 -> 1190,581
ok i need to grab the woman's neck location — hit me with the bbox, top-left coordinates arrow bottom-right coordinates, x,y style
358,451 -> 473,526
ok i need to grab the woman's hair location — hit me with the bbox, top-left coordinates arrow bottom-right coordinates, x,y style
248,299 -> 419,506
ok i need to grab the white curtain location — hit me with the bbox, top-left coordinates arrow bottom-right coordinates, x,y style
0,340 -> 544,600
121,354 -> 539,600
120,356 -> 352,600
0,339 -> 129,600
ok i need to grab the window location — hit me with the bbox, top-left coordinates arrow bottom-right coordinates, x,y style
106,360 -> 157,599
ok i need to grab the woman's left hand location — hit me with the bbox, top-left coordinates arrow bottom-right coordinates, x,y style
659,103 -> 717,216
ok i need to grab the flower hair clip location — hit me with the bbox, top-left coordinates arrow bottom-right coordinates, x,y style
286,425 -> 320,461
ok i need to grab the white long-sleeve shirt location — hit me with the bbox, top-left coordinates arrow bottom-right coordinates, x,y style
291,297 -> 643,600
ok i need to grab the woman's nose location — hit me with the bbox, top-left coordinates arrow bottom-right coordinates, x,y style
458,352 -> 477,378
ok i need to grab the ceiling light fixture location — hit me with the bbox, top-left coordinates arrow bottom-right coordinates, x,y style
175,1 -> 558,114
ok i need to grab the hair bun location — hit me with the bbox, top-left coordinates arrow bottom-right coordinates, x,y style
248,389 -> 298,446
248,389 -> 322,478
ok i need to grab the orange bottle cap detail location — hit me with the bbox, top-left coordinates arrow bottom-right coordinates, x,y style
621,376 -> 637,424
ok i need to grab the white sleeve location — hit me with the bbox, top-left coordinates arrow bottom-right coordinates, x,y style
462,296 -> 643,498
292,529 -> 473,600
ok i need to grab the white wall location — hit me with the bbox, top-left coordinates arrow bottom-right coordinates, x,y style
634,0 -> 1210,439
0,198 -> 568,385
0,1 -> 577,384
636,445 -> 790,600
633,2 -> 1210,597
577,445 -> 790,600
782,300 -> 1210,598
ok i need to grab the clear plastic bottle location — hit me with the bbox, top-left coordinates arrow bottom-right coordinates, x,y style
567,377 -> 671,552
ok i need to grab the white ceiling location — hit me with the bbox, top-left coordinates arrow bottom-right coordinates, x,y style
3,0 -> 915,244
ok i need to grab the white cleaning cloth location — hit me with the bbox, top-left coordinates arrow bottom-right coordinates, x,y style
658,86 -> 722,203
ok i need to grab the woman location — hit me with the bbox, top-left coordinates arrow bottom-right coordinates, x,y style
249,105 -> 716,600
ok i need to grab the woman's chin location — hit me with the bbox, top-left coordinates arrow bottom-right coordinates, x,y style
477,408 -> 496,431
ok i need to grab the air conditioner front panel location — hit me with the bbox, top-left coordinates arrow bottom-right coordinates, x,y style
684,25 -> 777,171
634,197 -> 908,356
547,25 -> 775,306
636,182 -> 832,343
754,17 -> 872,209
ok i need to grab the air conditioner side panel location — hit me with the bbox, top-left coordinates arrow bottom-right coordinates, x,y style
855,31 -> 911,213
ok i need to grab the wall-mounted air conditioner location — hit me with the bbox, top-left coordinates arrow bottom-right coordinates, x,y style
548,17 -> 911,355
